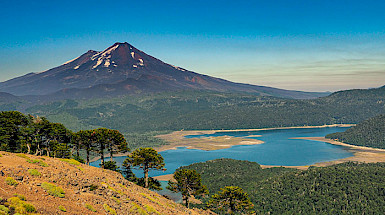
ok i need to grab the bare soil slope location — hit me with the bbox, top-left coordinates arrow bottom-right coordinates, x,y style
0,152 -> 212,215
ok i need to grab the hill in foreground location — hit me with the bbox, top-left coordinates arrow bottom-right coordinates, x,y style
326,114 -> 385,149
0,152 -> 212,215
181,159 -> 385,214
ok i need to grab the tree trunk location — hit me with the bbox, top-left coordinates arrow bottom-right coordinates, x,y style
110,148 -> 113,161
76,143 -> 80,157
101,152 -> 105,168
184,196 -> 189,208
144,168 -> 149,188
86,150 -> 90,165
230,198 -> 235,214
27,144 -> 31,154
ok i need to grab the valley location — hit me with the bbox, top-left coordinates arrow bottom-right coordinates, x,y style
0,42 -> 384,214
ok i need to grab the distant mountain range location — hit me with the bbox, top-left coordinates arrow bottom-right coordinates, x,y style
0,42 -> 328,100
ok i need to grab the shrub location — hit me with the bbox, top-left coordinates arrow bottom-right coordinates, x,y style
85,204 -> 96,212
27,159 -> 48,167
103,204 -> 117,215
16,153 -> 30,159
111,197 -> 121,204
7,197 -> 36,213
72,155 -> 85,164
144,205 -> 160,214
58,205 -> 66,212
60,159 -> 81,166
28,169 -> 41,176
5,177 -> 18,186
130,203 -> 147,215
13,194 -> 26,201
41,182 -> 65,198
89,184 -> 98,191
0,205 -> 9,214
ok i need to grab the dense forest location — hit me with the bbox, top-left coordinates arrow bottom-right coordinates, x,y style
178,158 -> 296,195
2,87 -> 383,133
326,114 -> 385,149
181,159 -> 385,214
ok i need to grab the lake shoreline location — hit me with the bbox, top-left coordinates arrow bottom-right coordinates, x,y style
153,134 -> 385,181
90,124 -> 354,162
154,124 -> 354,152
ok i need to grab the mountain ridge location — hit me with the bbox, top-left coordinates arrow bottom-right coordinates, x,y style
0,42 -> 328,99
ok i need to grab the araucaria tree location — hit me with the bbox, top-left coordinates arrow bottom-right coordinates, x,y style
167,169 -> 208,208
207,186 -> 254,214
94,128 -> 128,168
124,147 -> 165,188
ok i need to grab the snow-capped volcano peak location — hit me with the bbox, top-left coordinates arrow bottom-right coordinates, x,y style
90,42 -> 145,69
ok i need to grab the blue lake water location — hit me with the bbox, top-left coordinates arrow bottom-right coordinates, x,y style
91,126 -> 352,178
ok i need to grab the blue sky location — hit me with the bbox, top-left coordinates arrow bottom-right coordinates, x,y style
1,0 -> 384,91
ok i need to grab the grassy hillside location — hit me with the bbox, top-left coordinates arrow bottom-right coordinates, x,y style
1,87 -> 385,133
0,152 -> 212,215
181,159 -> 385,214
326,114 -> 385,149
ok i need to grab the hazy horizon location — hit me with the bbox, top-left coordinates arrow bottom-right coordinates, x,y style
1,0 -> 384,92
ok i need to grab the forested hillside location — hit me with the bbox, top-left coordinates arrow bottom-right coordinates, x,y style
178,158 -> 296,195
1,87 -> 384,133
326,114 -> 385,149
181,159 -> 385,214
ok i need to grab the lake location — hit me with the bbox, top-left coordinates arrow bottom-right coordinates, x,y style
91,126 -> 353,178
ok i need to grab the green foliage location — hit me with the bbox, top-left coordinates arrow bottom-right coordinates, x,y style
103,204 -> 116,215
124,147 -> 165,189
85,204 -> 97,212
188,159 -> 385,214
58,205 -> 66,212
129,202 -> 147,215
134,177 -> 162,191
167,169 -> 208,208
60,158 -> 81,166
111,197 -> 121,204
89,184 -> 98,191
180,158 -> 295,195
15,154 -> 29,159
13,194 -> 26,201
102,161 -> 121,173
21,88 -> 385,133
207,186 -> 254,214
41,182 -> 65,198
0,111 -> 73,159
0,205 -> 9,214
27,159 -> 48,167
54,142 -> 71,158
5,177 -> 18,186
326,114 -> 385,149
7,197 -> 36,214
125,132 -> 168,149
122,158 -> 137,181
28,169 -> 41,176
144,205 -> 160,214
251,162 -> 385,214
71,154 -> 85,164
0,111 -> 29,152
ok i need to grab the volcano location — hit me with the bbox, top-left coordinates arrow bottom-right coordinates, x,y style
0,42 -> 327,99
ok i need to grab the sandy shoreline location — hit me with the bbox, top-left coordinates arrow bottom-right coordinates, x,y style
294,137 -> 385,167
91,124 -> 354,162
154,124 -> 354,152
